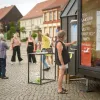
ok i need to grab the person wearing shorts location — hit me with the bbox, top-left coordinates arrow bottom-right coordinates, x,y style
55,30 -> 76,94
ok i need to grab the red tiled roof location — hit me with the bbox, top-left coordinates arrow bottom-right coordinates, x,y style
43,0 -> 69,11
21,0 -> 55,20
0,5 -> 14,20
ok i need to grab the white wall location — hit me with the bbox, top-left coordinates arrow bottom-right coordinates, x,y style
20,16 -> 43,39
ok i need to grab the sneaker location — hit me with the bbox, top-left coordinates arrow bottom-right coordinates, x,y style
2,76 -> 9,79
43,68 -> 49,71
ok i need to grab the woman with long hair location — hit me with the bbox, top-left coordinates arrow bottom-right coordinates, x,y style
11,33 -> 23,64
27,34 -> 36,63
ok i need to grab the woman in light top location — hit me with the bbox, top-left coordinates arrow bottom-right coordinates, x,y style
11,33 -> 23,64
27,34 -> 36,63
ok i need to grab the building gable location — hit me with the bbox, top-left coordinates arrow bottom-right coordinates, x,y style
61,0 -> 78,17
1,6 -> 23,23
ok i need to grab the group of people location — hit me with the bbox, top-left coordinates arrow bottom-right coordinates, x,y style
0,30 -> 76,95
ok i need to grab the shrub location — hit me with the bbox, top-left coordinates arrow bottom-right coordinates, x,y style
32,32 -> 37,39
21,37 -> 28,42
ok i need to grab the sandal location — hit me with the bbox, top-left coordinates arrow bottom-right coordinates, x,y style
58,90 -> 68,94
62,88 -> 68,92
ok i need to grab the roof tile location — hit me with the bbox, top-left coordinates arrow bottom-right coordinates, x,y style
43,0 -> 69,11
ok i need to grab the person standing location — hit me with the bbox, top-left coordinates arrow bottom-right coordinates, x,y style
27,34 -> 36,63
0,34 -> 9,79
45,33 -> 53,65
55,30 -> 76,94
38,31 -> 50,71
11,33 -> 23,64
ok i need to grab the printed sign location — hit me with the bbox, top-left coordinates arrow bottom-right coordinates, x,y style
81,42 -> 92,66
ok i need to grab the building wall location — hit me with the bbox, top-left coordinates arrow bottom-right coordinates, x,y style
20,17 -> 43,39
43,8 -> 61,38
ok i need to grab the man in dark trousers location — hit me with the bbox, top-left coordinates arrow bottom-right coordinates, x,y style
0,34 -> 9,79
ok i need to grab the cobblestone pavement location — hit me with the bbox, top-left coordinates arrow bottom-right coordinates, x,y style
0,42 -> 100,100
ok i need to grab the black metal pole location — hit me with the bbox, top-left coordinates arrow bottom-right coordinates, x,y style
40,55 -> 42,85
43,54 -> 45,79
28,54 -> 29,83
55,53 -> 56,80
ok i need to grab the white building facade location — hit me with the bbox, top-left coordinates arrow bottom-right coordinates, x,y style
20,17 -> 43,39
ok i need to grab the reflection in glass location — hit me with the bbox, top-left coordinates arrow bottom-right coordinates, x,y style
81,0 -> 100,67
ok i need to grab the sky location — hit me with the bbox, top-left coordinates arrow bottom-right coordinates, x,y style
0,0 -> 46,16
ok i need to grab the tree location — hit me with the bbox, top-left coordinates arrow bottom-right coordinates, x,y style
20,27 -> 25,33
9,22 -> 15,27
7,26 -> 16,39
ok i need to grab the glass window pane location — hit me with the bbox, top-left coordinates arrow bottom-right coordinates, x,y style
81,0 -> 100,67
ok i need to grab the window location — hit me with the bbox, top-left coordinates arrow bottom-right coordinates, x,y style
40,19 -> 41,24
58,11 -> 61,19
53,11 -> 57,20
29,31 -> 31,35
49,12 -> 52,21
49,27 -> 53,37
32,19 -> 34,25
44,13 -> 47,21
81,0 -> 100,67
44,27 -> 47,33
53,27 -> 56,37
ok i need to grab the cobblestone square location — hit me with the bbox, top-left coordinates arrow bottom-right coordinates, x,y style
0,42 -> 100,100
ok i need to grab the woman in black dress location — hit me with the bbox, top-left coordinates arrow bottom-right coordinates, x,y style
27,35 -> 36,63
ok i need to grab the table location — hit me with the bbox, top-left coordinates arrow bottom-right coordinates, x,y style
28,52 -> 56,85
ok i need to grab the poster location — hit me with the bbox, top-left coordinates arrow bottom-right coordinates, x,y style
81,42 -> 92,66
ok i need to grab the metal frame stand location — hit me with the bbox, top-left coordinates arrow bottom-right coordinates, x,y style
28,53 -> 56,85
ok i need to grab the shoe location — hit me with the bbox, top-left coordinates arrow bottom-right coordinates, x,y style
2,76 -> 9,79
47,67 -> 50,70
62,88 -> 68,92
43,68 -> 49,71
58,90 -> 68,94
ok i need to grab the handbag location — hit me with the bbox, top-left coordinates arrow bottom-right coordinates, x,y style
46,48 -> 53,53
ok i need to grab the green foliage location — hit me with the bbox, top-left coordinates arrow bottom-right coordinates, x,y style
20,27 -> 25,33
6,21 -> 17,40
32,32 -> 37,39
21,37 -> 28,42
7,30 -> 13,40
10,27 -> 16,33
9,22 -> 15,27
7,26 -> 16,40
17,21 -> 20,30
